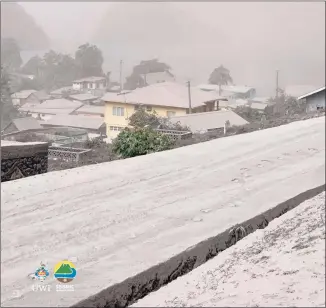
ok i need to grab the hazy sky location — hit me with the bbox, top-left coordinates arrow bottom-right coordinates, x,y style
19,2 -> 325,96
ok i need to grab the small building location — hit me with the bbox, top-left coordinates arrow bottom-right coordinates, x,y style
141,71 -> 175,86
19,99 -> 83,121
69,93 -> 99,105
248,102 -> 268,113
298,86 -> 325,112
198,84 -> 256,100
41,115 -> 106,139
74,105 -> 105,118
101,82 -> 220,138
50,86 -> 79,99
72,76 -> 107,92
169,110 -> 248,134
1,117 -> 43,135
11,89 -> 37,106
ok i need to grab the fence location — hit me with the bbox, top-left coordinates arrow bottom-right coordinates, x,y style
155,129 -> 192,141
48,146 -> 91,162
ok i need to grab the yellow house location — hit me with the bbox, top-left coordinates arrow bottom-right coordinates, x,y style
102,82 -> 219,138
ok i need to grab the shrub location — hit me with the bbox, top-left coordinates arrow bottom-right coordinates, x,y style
129,107 -> 190,131
84,136 -> 106,149
128,108 -> 161,128
112,127 -> 174,158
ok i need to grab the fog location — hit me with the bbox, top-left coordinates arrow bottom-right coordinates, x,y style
19,2 -> 325,96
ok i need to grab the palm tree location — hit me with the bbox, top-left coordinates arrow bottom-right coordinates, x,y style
208,65 -> 233,95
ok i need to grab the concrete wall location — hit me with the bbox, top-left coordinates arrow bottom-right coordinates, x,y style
306,90 -> 325,112
1,141 -> 48,182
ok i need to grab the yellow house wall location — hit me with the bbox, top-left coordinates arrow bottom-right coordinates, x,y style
104,101 -> 187,138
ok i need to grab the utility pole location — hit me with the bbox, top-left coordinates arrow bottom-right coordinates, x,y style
276,69 -> 279,99
187,81 -> 192,114
119,60 -> 123,93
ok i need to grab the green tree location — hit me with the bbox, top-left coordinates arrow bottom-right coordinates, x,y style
75,43 -> 104,78
128,108 -> 161,128
129,107 -> 189,131
32,50 -> 79,91
112,127 -> 174,158
124,59 -> 173,90
1,38 -> 22,71
208,65 -> 233,95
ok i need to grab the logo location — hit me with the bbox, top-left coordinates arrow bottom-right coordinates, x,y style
54,260 -> 77,283
33,262 -> 50,282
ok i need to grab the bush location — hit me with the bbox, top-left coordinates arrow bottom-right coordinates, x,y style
112,127 -> 174,158
128,108 -> 161,128
129,107 -> 190,131
84,136 -> 106,149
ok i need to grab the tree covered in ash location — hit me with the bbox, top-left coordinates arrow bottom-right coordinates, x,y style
1,66 -> 19,129
124,59 -> 173,90
208,65 -> 233,95
19,43 -> 106,92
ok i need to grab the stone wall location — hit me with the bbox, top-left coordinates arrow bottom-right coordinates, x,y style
1,141 -> 48,182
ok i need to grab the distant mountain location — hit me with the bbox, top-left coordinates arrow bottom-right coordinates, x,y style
1,2 -> 50,50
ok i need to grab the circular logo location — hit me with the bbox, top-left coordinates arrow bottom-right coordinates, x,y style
34,262 -> 50,282
54,260 -> 77,283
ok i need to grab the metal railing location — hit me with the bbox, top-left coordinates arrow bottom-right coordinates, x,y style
155,129 -> 192,140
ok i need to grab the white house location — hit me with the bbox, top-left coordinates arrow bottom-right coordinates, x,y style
198,84 -> 256,100
72,76 -> 107,91
141,71 -> 175,86
298,86 -> 325,112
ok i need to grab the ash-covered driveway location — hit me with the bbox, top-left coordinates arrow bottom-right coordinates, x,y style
133,192 -> 326,307
1,117 -> 325,307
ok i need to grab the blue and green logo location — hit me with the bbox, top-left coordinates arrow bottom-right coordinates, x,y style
54,260 -> 77,283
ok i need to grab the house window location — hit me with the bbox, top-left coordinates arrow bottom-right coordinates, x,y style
134,105 -> 140,111
110,126 -> 123,131
166,111 -> 176,117
113,106 -> 125,116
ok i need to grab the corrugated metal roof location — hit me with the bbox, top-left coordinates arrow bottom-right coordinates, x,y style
249,102 -> 268,110
102,82 -> 219,109
41,115 -> 105,130
285,85 -> 322,98
73,76 -> 106,83
69,93 -> 99,101
75,105 -> 105,115
50,86 -> 74,95
169,110 -> 248,133
19,99 -> 83,115
142,71 -> 175,85
198,84 -> 255,95
11,90 -> 37,99
297,86 -> 325,100
33,90 -> 50,101
12,117 -> 42,131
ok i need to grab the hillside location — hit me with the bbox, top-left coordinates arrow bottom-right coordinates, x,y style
1,2 -> 50,50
